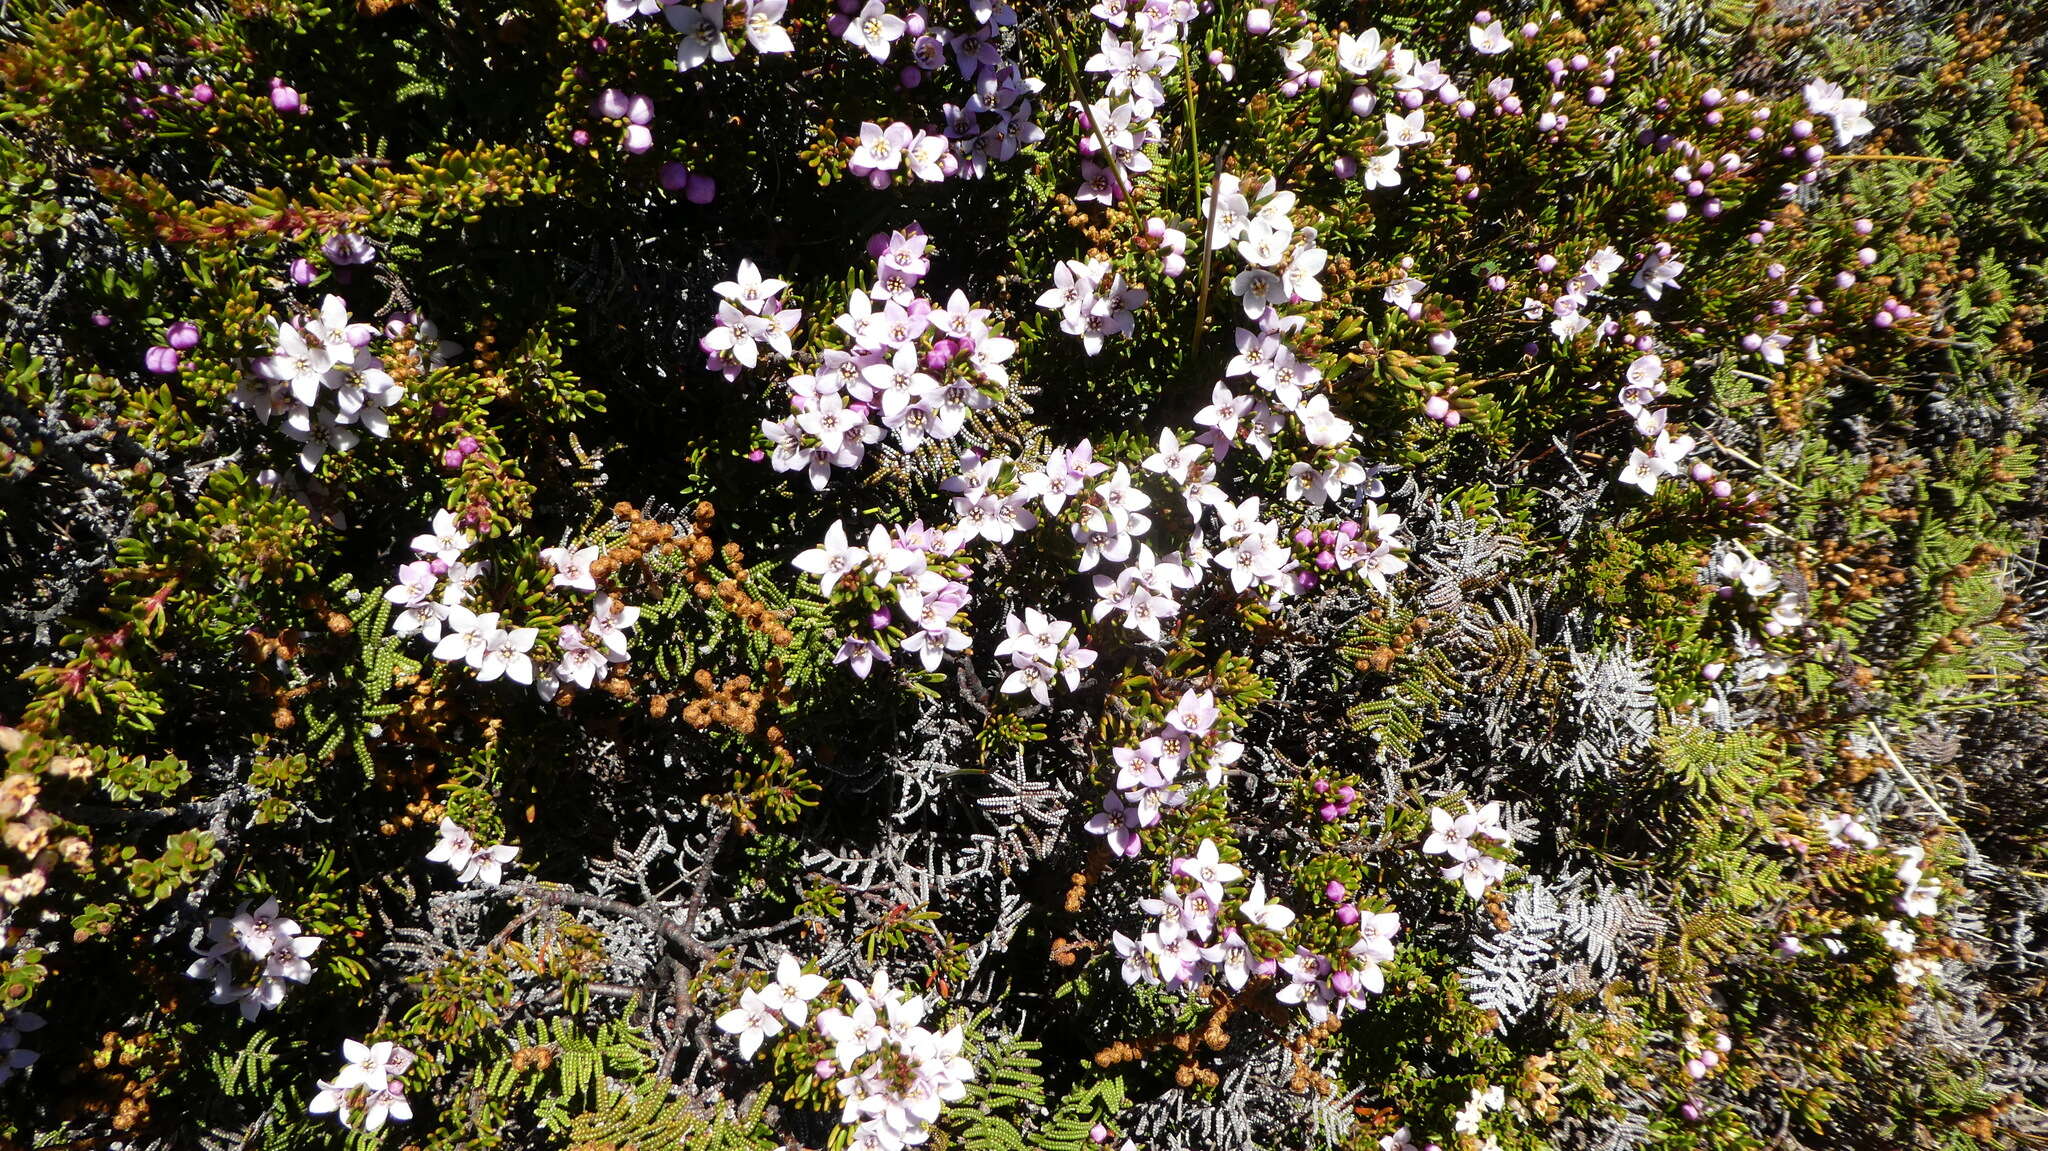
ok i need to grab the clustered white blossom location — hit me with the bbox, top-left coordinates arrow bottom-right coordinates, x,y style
184,896 -> 323,1019
237,295 -> 422,472
718,958 -> 974,1151
754,228 -> 1018,489
841,1 -> 1045,187
425,817 -> 520,886
1072,0 -> 1194,205
1083,688 -> 1242,858
792,517 -> 975,679
1421,800 -> 1514,899
701,258 -> 802,380
1796,815 -> 1947,987
1712,544 -> 1804,635
384,510 -> 640,701
309,1039 -> 416,1131
1034,257 -> 1149,356
605,0 -> 794,68
1453,1083 -> 1507,1135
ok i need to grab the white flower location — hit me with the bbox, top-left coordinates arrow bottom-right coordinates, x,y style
426,818 -> 520,886
742,0 -> 795,54
717,987 -> 785,1059
1468,22 -> 1512,55
410,509 -> 473,564
1385,109 -> 1433,147
669,0 -> 735,70
1804,79 -> 1873,144
843,0 -> 906,61
310,1040 -> 415,1131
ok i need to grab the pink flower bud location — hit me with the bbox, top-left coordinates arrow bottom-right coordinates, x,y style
685,173 -> 717,204
660,162 -> 691,191
144,345 -> 180,374
1332,155 -> 1358,179
1443,409 -> 1462,427
1424,395 -> 1450,420
900,65 -> 923,88
1854,217 -> 1874,235
192,82 -> 214,104
1587,86 -> 1607,106
1091,1126 -> 1111,1145
1162,253 -> 1186,277
1486,274 -> 1507,291
1536,253 -> 1557,273
1339,520 -> 1360,539
1428,331 -> 1457,356
623,124 -> 654,154
442,448 -> 466,469
626,95 -> 655,126
1313,778 -> 1331,794
1711,480 -> 1732,497
1314,550 -> 1335,570
1873,310 -> 1893,328
1791,119 -> 1813,139
1856,247 -> 1877,266
1325,881 -> 1347,901
1245,7 -> 1272,35
1702,662 -> 1724,681
91,312 -> 112,327
270,84 -> 302,114
1665,201 -> 1687,222
166,321 -> 200,350
1292,527 -> 1314,547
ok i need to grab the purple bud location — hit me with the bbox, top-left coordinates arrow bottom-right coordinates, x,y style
1292,527 -> 1314,547
571,128 -> 591,147
1313,778 -> 1331,794
1314,550 -> 1335,570
1665,201 -> 1688,222
1873,310 -> 1894,328
1279,79 -> 1301,98
1332,155 -> 1358,179
191,82 -> 214,104
1318,802 -> 1342,822
1339,520 -> 1360,539
1443,409 -> 1462,427
1854,217 -> 1874,235
457,435 -> 481,455
1162,253 -> 1186,277
91,312 -> 112,327
623,124 -> 655,154
1334,905 -> 1361,927
904,11 -> 926,35
1295,570 -> 1319,591
1325,881 -> 1347,901
1570,53 -> 1589,71
900,65 -> 923,88
660,162 -> 691,191
1350,87 -> 1375,117
1791,119 -> 1813,139
1244,7 -> 1271,35
685,173 -> 717,204
1704,109 -> 1724,126
1399,88 -> 1423,110
1740,333 -> 1763,351
1702,199 -> 1723,218
1090,1126 -> 1111,1145
1428,330 -> 1457,356
442,448 -> 466,469
1711,480 -> 1732,498
595,88 -> 630,120
1319,529 -> 1339,548
143,345 -> 180,374
1856,247 -> 1877,266
1681,1102 -> 1703,1122
1486,274 -> 1507,292
1587,86 -> 1606,106
869,609 -> 893,629
1536,253 -> 1557,273
270,85 -> 301,115
290,257 -> 317,286
1456,99 -> 1476,118
1685,180 -> 1705,197
166,321 -> 199,350
1424,395 -> 1450,419
1336,785 -> 1356,803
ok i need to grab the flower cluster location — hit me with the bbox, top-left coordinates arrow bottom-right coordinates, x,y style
384,510 -> 641,701
605,0 -> 794,69
991,607 -> 1096,706
1073,0 -> 1192,204
184,897 -> 323,1019
718,959 -> 975,1151
309,1039 -> 415,1132
1421,801 -> 1514,899
1035,257 -> 1149,355
425,817 -> 520,886
793,518 -> 973,679
237,295 -> 409,472
1084,689 -> 1243,857
702,259 -> 801,379
841,1 -> 1045,186
759,228 -> 1017,489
